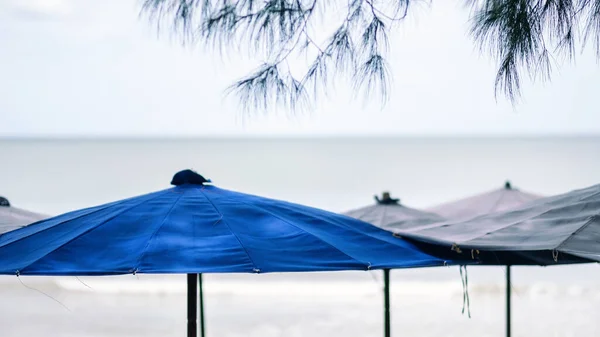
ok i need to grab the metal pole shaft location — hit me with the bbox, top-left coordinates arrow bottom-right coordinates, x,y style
199,274 -> 206,337
384,269 -> 391,337
506,266 -> 511,337
187,274 -> 198,337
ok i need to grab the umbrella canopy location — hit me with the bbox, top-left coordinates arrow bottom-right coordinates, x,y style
0,170 -> 453,276
344,192 -> 445,231
343,191 -> 449,337
427,181 -> 541,220
0,196 -> 48,235
397,183 -> 600,264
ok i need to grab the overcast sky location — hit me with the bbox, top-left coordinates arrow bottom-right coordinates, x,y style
1,0 -> 599,137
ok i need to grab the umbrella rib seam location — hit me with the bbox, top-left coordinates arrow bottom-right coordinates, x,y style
343,206 -> 378,228
134,190 -> 186,272
362,205 -> 382,219
404,211 -> 599,253
351,205 -> 382,224
556,212 -> 600,251
409,204 -> 592,249
229,199 -> 375,269
0,204 -> 117,246
0,190 -> 169,248
14,190 -> 173,274
199,189 -> 258,271
378,206 -> 388,232
514,192 -> 541,204
580,190 -> 600,202
426,188 -> 499,216
487,190 -> 507,214
219,187 -> 446,268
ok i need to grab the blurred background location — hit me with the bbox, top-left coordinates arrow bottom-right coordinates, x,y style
2,0 -> 600,336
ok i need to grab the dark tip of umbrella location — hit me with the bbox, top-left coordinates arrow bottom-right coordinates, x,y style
0,197 -> 9,207
374,192 -> 400,205
504,181 -> 512,190
171,170 -> 211,186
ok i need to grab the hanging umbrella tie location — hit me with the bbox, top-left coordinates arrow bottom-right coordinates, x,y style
552,250 -> 559,262
15,270 -> 71,311
367,268 -> 381,287
451,243 -> 463,254
459,265 -> 471,318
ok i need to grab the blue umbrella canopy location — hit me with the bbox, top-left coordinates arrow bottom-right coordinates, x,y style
0,170 -> 451,276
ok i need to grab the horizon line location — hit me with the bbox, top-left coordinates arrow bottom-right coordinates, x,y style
1,133 -> 600,140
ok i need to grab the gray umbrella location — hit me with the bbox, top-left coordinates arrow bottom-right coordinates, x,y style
344,192 -> 447,337
404,182 -> 599,262
400,182 -> 599,337
0,196 -> 48,234
427,181 -> 541,220
345,192 -> 446,231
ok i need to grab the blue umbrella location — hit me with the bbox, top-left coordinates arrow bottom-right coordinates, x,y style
0,170 -> 454,337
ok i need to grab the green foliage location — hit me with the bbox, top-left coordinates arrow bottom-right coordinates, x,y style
142,0 -> 600,111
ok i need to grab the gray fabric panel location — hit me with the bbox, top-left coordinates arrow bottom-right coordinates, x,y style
399,184 -> 600,262
344,204 -> 445,231
0,206 -> 48,234
427,187 -> 542,220
559,215 -> 600,261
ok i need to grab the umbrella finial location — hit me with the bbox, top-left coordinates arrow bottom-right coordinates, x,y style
0,197 -> 9,207
374,191 -> 400,205
171,170 -> 211,186
504,181 -> 512,190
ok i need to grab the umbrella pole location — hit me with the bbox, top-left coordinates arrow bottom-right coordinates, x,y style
199,273 -> 206,337
506,265 -> 511,337
383,269 -> 391,337
187,274 -> 198,337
